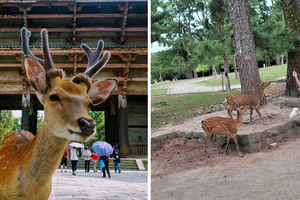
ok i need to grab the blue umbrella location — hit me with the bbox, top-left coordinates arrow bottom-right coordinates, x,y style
92,141 -> 113,156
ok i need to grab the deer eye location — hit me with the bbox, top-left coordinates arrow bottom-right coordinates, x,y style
88,103 -> 93,108
50,94 -> 61,102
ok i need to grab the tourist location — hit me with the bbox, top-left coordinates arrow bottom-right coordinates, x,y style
60,147 -> 69,173
83,146 -> 92,173
102,156 -> 111,178
111,149 -> 121,173
91,152 -> 99,173
70,147 -> 79,175
293,70 -> 300,87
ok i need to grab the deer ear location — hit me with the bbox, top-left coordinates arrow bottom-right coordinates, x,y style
24,56 -> 47,95
88,79 -> 117,105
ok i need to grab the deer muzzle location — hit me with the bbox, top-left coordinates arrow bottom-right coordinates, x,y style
78,118 -> 96,135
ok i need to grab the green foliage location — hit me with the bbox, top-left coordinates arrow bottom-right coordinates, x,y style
12,117 -> 21,131
0,111 -> 14,146
197,64 -> 210,73
84,111 -> 105,147
151,50 -> 185,82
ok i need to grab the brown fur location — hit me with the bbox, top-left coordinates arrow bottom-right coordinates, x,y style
0,29 -> 116,199
201,105 -> 251,157
226,81 -> 270,124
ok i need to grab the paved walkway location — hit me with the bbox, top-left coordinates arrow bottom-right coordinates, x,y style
49,170 -> 148,200
152,76 -> 241,94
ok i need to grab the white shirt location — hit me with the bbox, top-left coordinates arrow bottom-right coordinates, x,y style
83,150 -> 92,161
70,147 -> 78,161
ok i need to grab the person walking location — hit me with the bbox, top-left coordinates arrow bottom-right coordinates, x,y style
70,147 -> 79,175
60,147 -> 69,173
91,152 -> 99,173
83,146 -> 92,172
102,156 -> 111,178
111,149 -> 121,173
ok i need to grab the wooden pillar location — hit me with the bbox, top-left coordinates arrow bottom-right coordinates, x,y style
105,99 -> 119,146
118,93 -> 130,157
21,90 -> 30,132
29,98 -> 37,135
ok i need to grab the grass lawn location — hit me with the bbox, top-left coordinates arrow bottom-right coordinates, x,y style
151,88 -> 169,96
151,89 -> 240,129
199,64 -> 287,86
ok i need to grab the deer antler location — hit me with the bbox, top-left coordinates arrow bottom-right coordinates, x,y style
21,27 -> 44,64
21,27 -> 56,73
81,40 -> 111,78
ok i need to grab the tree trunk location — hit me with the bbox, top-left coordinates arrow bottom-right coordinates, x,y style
185,70 -> 193,79
193,66 -> 198,78
212,62 -> 218,79
276,54 -> 281,65
267,59 -> 271,67
232,54 -> 239,79
228,0 -> 261,95
222,51 -> 231,91
282,0 -> 300,97
281,53 -> 285,65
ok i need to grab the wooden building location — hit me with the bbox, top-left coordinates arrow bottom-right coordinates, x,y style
0,0 -> 148,156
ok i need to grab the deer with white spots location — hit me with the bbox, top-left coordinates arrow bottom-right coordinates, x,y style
0,28 -> 117,199
201,105 -> 251,157
226,81 -> 270,125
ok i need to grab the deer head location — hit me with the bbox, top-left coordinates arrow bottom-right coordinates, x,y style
21,27 -> 117,142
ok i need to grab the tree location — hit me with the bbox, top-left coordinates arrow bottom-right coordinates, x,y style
228,0 -> 261,94
0,111 -> 14,146
282,0 -> 300,97
84,111 -> 105,147
151,0 -> 206,79
208,0 -> 233,90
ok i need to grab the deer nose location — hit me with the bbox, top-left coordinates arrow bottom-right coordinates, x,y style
78,118 -> 96,135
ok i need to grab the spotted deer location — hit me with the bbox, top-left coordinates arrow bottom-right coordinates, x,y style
0,28 -> 117,199
226,81 -> 270,125
201,105 -> 251,157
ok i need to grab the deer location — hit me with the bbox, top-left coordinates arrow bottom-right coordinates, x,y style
225,81 -> 270,125
201,105 -> 251,158
0,27 -> 117,199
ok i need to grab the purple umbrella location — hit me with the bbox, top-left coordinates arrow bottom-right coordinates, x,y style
92,141 -> 113,156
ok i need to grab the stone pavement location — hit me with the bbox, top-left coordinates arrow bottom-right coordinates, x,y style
49,169 -> 148,200
152,76 -> 241,94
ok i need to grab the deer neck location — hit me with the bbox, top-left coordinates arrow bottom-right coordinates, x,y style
25,123 -> 69,185
257,86 -> 265,100
235,111 -> 245,127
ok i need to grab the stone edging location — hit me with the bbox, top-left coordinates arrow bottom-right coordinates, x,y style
151,118 -> 300,153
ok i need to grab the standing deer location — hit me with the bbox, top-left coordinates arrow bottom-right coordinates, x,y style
226,81 -> 270,125
201,105 -> 251,157
0,28 -> 117,199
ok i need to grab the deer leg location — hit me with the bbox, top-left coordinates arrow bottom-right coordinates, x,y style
231,134 -> 243,157
250,107 -> 253,124
209,133 -> 224,153
225,134 -> 231,155
228,107 -> 233,119
254,107 -> 267,125
202,132 -> 211,157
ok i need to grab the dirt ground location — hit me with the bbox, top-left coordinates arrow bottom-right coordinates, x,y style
151,82 -> 300,179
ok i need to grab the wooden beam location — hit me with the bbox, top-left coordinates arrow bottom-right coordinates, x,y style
0,27 -> 147,32
0,63 -> 148,68
0,48 -> 148,56
0,13 -> 147,19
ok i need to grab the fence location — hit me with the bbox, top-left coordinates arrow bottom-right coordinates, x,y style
130,142 -> 147,156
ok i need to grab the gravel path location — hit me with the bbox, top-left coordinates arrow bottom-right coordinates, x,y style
152,76 -> 241,94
